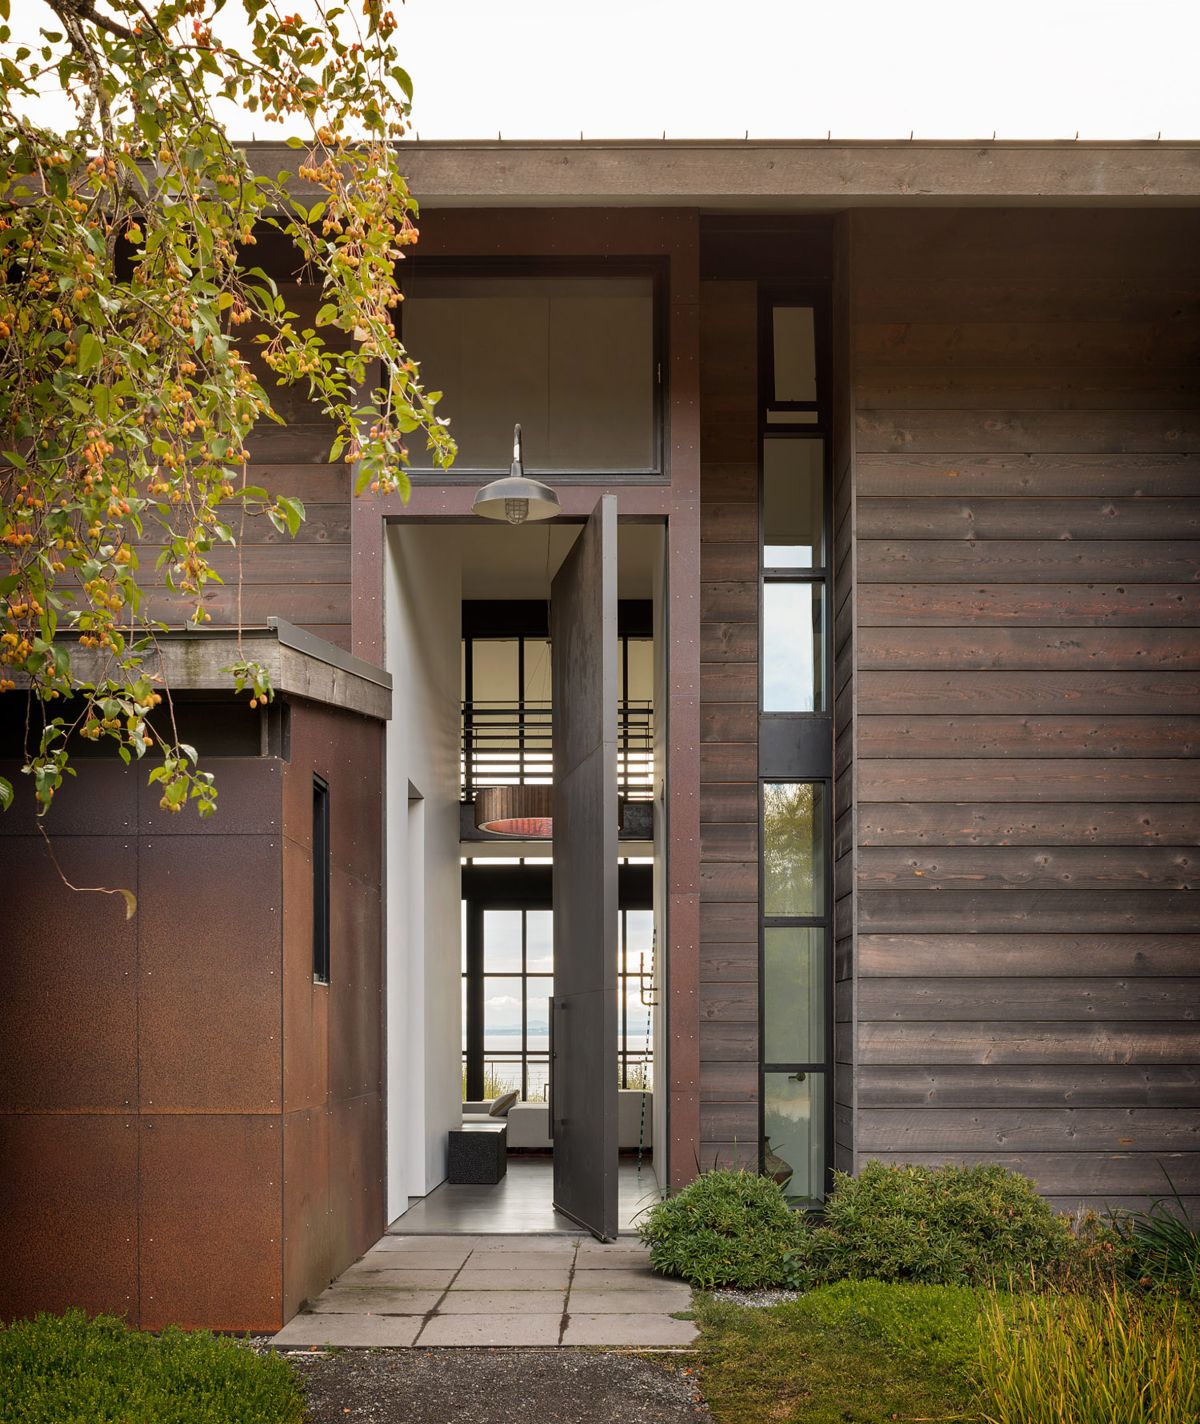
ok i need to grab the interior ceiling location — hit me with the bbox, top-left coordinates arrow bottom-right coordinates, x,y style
454,522 -> 660,599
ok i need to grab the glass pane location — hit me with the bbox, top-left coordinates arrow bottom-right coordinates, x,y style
525,1056 -> 550,1102
403,274 -> 656,472
763,440 -> 824,568
625,639 -> 654,702
763,927 -> 827,1063
461,978 -> 468,1056
471,640 -> 519,701
762,583 -> 825,713
763,782 -> 826,918
623,979 -> 652,1053
523,638 -> 552,703
483,976 -> 524,1051
525,978 -> 552,1053
623,909 -> 654,974
526,910 -> 553,971
482,1056 -> 522,1096
764,1071 -> 825,1205
483,910 -> 523,971
772,306 -> 816,403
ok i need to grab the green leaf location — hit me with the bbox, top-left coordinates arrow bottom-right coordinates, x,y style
0,776 -> 12,812
76,332 -> 102,375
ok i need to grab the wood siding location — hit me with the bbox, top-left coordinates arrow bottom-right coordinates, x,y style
698,280 -> 760,1168
844,209 -> 1200,1210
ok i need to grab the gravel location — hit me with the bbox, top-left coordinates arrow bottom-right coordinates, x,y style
286,1347 -> 710,1424
709,1287 -> 799,1309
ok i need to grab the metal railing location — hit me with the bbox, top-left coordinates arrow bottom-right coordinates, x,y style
461,698 -> 654,803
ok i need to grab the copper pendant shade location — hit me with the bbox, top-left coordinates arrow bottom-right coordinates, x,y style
474,784 -> 553,838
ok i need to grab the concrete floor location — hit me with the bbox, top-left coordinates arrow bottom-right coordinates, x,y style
389,1157 -> 662,1236
271,1234 -> 696,1349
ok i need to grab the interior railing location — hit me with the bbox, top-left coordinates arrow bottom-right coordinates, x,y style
461,698 -> 654,803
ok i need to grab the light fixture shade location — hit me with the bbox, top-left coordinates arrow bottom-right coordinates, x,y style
470,474 -> 562,524
474,785 -> 553,838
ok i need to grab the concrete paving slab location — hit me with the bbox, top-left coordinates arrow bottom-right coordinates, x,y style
351,1249 -> 472,1270
273,1313 -> 424,1348
468,1236 -> 578,1253
309,1288 -> 444,1315
573,1247 -> 654,1269
416,1313 -> 564,1347
437,1289 -> 568,1315
460,1250 -> 578,1271
453,1266 -> 572,1290
562,1313 -> 699,1347
337,1265 -> 459,1288
378,1235 -> 484,1252
566,1287 -> 692,1314
572,1267 -> 675,1290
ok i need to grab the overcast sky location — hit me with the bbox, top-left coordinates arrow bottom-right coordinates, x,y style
9,0 -> 1200,140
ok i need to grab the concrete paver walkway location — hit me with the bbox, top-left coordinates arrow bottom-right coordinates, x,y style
271,1235 -> 696,1348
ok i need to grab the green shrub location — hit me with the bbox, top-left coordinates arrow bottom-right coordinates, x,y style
1114,1188 -> 1200,1300
798,1278 -> 991,1376
787,1160 -> 1075,1288
979,1284 -> 1200,1424
638,1168 -> 809,1288
0,1310 -> 304,1424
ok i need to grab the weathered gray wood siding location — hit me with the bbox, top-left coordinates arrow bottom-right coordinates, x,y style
698,280 -> 760,1168
145,283 -> 354,649
845,208 -> 1200,1212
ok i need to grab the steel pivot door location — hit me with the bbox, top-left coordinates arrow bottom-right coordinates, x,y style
550,495 -> 619,1241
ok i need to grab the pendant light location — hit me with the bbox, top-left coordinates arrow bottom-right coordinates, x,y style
471,424 -> 561,525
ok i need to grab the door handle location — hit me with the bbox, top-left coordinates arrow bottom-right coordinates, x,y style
547,995 -> 556,1141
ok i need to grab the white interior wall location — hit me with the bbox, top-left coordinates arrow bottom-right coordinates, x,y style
385,524 -> 463,1218
650,524 -> 669,1176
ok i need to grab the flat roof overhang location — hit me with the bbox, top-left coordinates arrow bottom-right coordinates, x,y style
243,138 -> 1200,208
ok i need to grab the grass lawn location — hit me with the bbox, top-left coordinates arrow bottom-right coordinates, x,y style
694,1281 -> 988,1424
0,1311 -> 304,1424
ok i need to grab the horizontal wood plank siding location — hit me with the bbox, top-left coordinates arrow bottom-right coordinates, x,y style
846,208 -> 1200,1210
698,281 -> 760,1168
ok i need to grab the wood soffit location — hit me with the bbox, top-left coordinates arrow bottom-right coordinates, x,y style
42,618 -> 392,722
242,139 -> 1200,207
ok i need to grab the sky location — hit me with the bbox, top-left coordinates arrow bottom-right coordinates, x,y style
8,0 -> 1200,141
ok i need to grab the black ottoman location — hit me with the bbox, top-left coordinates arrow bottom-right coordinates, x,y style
448,1123 -> 508,1184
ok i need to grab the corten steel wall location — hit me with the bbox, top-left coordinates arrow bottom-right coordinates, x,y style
0,750 -> 286,1329
281,701 -> 385,1320
840,208 -> 1200,1213
0,696 -> 384,1330
697,279 -> 761,1167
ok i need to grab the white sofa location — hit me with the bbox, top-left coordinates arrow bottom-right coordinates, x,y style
499,1091 -> 652,1151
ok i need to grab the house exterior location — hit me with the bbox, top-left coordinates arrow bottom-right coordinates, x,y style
1,140 -> 1197,1331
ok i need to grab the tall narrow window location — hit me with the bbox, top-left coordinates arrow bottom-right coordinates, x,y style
312,775 -> 330,984
758,290 -> 833,1207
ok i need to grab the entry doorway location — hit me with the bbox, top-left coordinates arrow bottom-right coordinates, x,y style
383,508 -> 668,1240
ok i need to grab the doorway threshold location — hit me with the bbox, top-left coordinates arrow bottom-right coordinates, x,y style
390,1158 -> 661,1237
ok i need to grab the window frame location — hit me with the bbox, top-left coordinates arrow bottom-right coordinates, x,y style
756,283 -> 835,1205
398,257 -> 669,483
312,774 -> 331,986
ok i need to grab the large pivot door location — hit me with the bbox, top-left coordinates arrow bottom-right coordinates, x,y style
550,495 -> 619,1240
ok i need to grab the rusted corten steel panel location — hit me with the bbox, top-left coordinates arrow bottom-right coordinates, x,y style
282,1105 -> 332,1320
0,755 -> 136,836
137,834 -> 283,1115
327,1092 -> 385,1272
279,699 -> 385,1315
0,837 -> 137,1113
139,1113 -> 283,1332
0,1114 -> 138,1323
139,756 -> 282,836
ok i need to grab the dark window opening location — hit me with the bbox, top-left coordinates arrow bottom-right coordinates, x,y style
312,774 -> 330,985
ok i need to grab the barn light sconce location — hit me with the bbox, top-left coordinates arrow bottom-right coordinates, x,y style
471,424 -> 561,525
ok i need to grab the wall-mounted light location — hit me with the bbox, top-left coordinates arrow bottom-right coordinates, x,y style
471,424 -> 561,525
